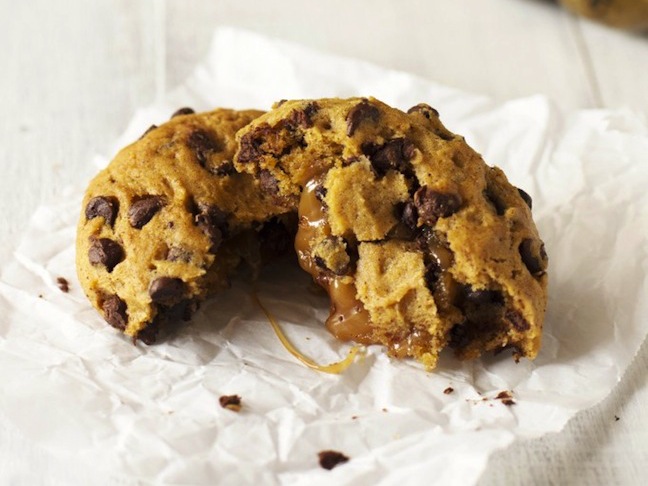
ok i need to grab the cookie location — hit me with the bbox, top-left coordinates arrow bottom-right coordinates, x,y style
76,108 -> 294,343
235,98 -> 548,368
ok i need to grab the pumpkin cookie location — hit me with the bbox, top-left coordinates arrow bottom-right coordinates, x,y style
76,108 -> 293,343
235,98 -> 548,368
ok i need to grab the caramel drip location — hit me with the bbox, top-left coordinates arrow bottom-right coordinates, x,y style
252,293 -> 364,374
429,243 -> 460,309
326,279 -> 374,344
295,178 -> 374,344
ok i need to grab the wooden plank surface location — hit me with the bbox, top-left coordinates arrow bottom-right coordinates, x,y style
1,0 -> 646,484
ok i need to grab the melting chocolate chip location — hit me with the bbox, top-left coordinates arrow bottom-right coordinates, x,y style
287,102 -> 319,129
149,277 -> 186,306
464,288 -> 504,306
139,125 -> 157,139
517,188 -> 533,209
414,187 -> 462,224
85,196 -> 119,227
407,103 -> 439,119
187,129 -> 221,167
88,238 -> 124,272
346,99 -> 380,136
362,138 -> 416,177
129,196 -> 164,229
519,239 -> 547,276
505,309 -> 530,332
171,107 -> 195,118
102,294 -> 128,331
400,200 -> 418,229
237,124 -> 296,163
56,277 -> 69,293
195,203 -> 228,252
219,395 -> 242,412
318,450 -> 349,470
259,169 -> 280,194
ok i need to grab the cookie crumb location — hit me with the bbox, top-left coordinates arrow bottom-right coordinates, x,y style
38,294 -> 43,298
496,390 -> 516,406
56,277 -> 70,293
443,387 -> 454,395
382,407 -> 388,412
219,395 -> 242,412
318,450 -> 349,470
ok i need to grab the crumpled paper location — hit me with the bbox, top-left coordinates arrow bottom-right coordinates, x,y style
1,27 -> 648,486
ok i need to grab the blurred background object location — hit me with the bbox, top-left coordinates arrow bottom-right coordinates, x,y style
559,0 -> 648,29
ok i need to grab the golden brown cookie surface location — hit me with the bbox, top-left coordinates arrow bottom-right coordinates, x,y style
235,98 -> 548,368
76,108 -> 293,343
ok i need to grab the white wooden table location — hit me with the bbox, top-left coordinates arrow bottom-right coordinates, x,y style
1,0 -> 646,484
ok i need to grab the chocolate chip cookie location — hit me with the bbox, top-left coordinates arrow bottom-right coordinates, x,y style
235,98 -> 548,368
76,108 -> 293,343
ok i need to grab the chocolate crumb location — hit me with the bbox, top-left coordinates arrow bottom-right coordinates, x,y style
615,415 -> 620,421
496,390 -> 516,406
443,387 -> 454,395
56,277 -> 69,293
318,450 -> 350,470
351,415 -> 358,420
38,294 -> 43,298
382,408 -> 388,412
219,395 -> 242,412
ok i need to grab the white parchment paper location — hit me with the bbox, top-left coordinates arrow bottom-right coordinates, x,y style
1,28 -> 648,485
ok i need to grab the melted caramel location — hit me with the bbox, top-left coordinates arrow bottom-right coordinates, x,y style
325,278 -> 374,343
428,243 -> 460,309
294,177 -> 374,344
252,293 -> 364,374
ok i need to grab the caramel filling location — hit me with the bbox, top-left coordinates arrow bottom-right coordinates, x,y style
252,293 -> 364,374
295,178 -> 374,343
428,243 -> 460,310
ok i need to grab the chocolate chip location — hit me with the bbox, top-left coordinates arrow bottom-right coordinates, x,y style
414,187 -> 462,224
129,196 -> 164,229
237,124 -> 296,163
517,188 -> 533,209
136,321 -> 159,345
102,294 -> 128,331
505,309 -> 530,331
464,288 -> 503,306
149,277 -> 186,306
187,129 -> 221,167
85,196 -> 119,227
400,200 -> 418,229
407,103 -> 439,119
171,107 -> 195,118
259,169 -> 280,194
88,238 -> 124,272
195,203 -> 228,252
362,138 -> 416,177
318,450 -> 349,470
287,102 -> 319,129
56,277 -> 69,293
346,99 -> 380,136
219,395 -> 242,412
139,125 -> 157,139
519,238 -> 547,275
